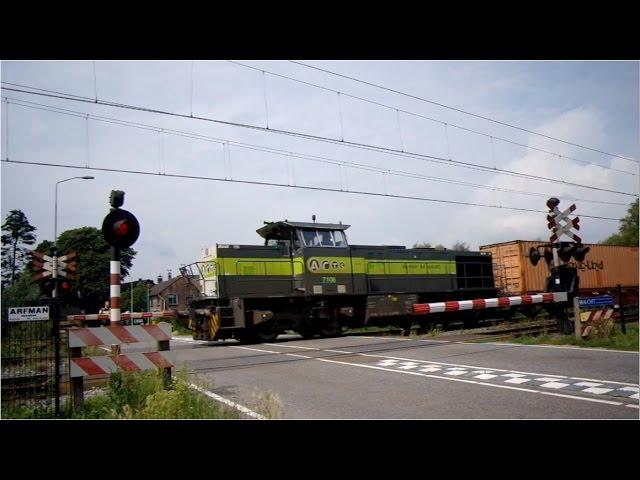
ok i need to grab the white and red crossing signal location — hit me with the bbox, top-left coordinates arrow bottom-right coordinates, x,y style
547,202 -> 581,243
31,250 -> 78,281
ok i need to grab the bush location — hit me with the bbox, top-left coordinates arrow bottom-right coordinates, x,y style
73,370 -> 239,419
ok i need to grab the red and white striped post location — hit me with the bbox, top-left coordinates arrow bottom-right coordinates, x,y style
110,248 -> 122,355
110,248 -> 121,325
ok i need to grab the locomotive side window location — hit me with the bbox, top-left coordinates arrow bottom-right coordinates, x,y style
333,230 -> 347,247
299,228 -> 348,247
318,230 -> 333,246
302,229 -> 320,246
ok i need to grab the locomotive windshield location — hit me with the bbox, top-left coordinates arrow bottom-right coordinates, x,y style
299,228 -> 347,247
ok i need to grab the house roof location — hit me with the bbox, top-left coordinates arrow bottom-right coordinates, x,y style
150,275 -> 199,296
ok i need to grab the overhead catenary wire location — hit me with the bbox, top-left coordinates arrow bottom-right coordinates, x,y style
288,60 -> 640,165
2,95 -> 632,207
2,85 -> 637,199
226,61 -> 638,175
0,158 -> 624,221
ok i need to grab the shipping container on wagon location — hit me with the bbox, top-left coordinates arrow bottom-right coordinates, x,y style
479,241 -> 639,300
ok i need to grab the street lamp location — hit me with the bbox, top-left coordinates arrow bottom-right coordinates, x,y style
53,176 -> 94,297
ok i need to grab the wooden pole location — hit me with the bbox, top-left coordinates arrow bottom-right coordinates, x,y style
573,296 -> 582,340
70,345 -> 84,413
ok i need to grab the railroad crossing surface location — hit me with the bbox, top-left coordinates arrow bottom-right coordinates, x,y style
166,333 -> 638,419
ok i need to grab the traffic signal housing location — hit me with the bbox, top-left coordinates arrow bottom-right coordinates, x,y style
528,247 -> 541,266
558,242 -> 576,262
572,243 -> 590,262
58,279 -> 74,301
102,208 -> 140,249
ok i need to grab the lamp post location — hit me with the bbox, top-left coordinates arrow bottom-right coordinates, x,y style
53,176 -> 94,297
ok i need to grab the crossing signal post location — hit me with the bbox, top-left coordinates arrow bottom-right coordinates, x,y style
101,190 -> 140,326
527,198 -> 590,301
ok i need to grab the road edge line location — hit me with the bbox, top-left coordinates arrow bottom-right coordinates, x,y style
188,383 -> 266,420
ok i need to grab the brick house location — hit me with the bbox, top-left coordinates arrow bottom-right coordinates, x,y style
150,272 -> 201,313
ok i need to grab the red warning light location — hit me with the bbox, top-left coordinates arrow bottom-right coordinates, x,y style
116,221 -> 129,236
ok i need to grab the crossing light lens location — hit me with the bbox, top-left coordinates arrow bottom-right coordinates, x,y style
573,244 -> 590,262
115,220 -> 129,236
543,247 -> 553,265
529,247 -> 541,266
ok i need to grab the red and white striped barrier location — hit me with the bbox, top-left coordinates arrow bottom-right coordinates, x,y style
70,351 -> 175,377
68,322 -> 174,379
67,311 -> 176,322
580,308 -> 614,323
412,292 -> 568,315
69,322 -> 172,347
579,308 -> 614,337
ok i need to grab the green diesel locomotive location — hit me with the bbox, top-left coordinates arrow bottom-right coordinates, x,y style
181,220 -> 497,342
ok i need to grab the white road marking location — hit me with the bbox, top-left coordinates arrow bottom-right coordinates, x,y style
252,342 -> 639,389
378,359 -> 399,366
505,378 -> 531,384
231,345 -> 633,410
357,352 -> 638,386
443,370 -> 468,376
475,374 -> 498,380
502,373 -> 527,378
539,382 -> 571,389
419,366 -> 442,373
397,362 -> 420,370
619,386 -> 639,392
626,403 -> 639,408
582,387 -> 614,395
574,381 -> 603,387
629,394 -> 639,400
232,346 -> 282,354
188,383 -> 266,419
264,343 -> 318,350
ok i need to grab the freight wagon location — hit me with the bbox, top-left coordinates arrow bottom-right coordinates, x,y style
181,220 -> 498,342
480,240 -> 639,305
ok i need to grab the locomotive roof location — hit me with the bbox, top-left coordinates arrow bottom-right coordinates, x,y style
257,221 -> 350,238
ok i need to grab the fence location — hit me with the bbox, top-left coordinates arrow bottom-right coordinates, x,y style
1,299 -> 67,418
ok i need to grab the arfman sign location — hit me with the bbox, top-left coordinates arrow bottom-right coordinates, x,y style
8,306 -> 50,322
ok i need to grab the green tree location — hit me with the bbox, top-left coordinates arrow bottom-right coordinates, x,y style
1,209 -> 37,287
1,272 -> 43,307
34,227 -> 136,312
451,241 -> 470,251
601,199 -> 639,246
122,281 -> 151,312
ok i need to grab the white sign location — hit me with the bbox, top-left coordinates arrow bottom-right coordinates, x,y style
8,306 -> 50,322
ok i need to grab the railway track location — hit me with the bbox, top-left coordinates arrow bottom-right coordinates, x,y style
345,317 -> 561,343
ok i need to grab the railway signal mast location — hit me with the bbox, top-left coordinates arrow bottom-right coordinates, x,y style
528,197 -> 589,295
101,190 -> 140,326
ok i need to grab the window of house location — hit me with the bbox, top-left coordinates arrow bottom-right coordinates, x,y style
167,294 -> 178,306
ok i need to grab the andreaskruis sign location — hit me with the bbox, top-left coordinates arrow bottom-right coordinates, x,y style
8,306 -> 50,322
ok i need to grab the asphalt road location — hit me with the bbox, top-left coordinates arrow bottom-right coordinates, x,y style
168,334 -> 639,419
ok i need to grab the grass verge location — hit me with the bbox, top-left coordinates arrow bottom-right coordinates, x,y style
71,370 -> 241,419
506,326 -> 638,351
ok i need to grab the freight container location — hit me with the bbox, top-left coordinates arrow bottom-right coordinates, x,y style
479,241 -> 639,304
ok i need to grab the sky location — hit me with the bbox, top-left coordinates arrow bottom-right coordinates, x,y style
1,60 -> 638,282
